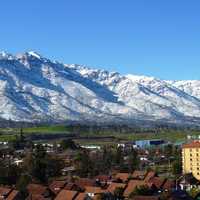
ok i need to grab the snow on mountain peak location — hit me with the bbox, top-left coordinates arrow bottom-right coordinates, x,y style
0,51 -> 14,60
0,51 -> 200,126
27,51 -> 42,59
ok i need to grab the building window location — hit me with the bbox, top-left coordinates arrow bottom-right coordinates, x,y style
190,158 -> 193,161
197,154 -> 199,157
190,154 -> 192,157
198,172 -> 200,175
197,149 -> 199,152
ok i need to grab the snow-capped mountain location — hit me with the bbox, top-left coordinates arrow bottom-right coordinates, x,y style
0,51 -> 200,126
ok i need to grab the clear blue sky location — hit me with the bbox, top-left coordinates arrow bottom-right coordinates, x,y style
1,0 -> 200,80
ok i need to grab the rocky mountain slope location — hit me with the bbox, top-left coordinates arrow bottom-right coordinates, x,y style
0,51 -> 200,126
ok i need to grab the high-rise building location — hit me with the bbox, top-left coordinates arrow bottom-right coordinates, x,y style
182,140 -> 200,180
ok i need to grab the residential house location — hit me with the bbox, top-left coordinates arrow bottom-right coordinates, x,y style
55,190 -> 78,200
27,183 -> 53,200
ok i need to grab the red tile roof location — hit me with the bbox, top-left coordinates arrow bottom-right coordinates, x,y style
55,190 -> 78,200
0,187 -> 19,200
124,180 -> 146,197
75,178 -> 95,188
95,175 -> 111,182
115,173 -> 130,182
7,190 -> 19,200
182,140 -> 200,148
106,182 -> 126,194
84,186 -> 103,194
27,184 -> 48,195
0,187 -> 12,197
131,196 -> 160,200
74,193 -> 87,200
144,171 -> 156,182
162,180 -> 175,191
49,180 -> 67,195
148,177 -> 165,189
27,194 -> 48,200
132,171 -> 147,180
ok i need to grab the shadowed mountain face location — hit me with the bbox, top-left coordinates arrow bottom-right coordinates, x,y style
0,51 -> 200,126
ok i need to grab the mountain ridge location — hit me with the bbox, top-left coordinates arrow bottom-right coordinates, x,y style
0,51 -> 200,127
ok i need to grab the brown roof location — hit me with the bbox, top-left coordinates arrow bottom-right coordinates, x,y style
84,186 -> 103,194
182,140 -> 200,148
27,184 -> 48,195
162,180 -> 175,191
7,190 -> 19,200
55,190 -> 78,200
64,183 -> 83,192
144,171 -> 156,182
0,187 -> 12,197
75,178 -> 95,188
132,171 -> 147,179
115,173 -> 130,182
95,175 -> 111,182
106,182 -> 126,194
27,194 -> 48,200
74,193 -> 87,200
148,177 -> 165,189
0,188 -> 19,200
64,183 -> 76,190
124,180 -> 146,197
49,180 -> 68,194
131,196 -> 160,200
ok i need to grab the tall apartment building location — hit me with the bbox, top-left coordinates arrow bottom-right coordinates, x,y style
182,140 -> 200,180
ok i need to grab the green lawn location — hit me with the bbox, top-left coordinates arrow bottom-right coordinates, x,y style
0,125 -> 199,143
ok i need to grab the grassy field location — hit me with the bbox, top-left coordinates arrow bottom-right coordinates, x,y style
0,125 -> 200,143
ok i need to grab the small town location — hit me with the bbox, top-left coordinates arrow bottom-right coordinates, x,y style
1,1 -> 200,200
0,130 -> 200,200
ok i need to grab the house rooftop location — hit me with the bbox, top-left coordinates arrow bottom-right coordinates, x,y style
148,177 -> 166,189
132,170 -> 147,180
144,171 -> 156,182
27,183 -> 48,195
115,173 -> 130,182
74,193 -> 87,200
182,140 -> 200,148
55,190 -> 78,200
49,180 -> 68,195
131,196 -> 160,200
0,187 -> 19,200
0,187 -> 12,197
6,190 -> 19,200
106,182 -> 126,194
84,186 -> 103,194
124,180 -> 146,197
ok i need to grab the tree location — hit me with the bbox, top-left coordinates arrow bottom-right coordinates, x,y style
100,146 -> 114,174
127,148 -> 139,172
46,156 -> 65,177
188,187 -> 200,199
74,150 -> 94,177
115,147 -> 124,168
16,174 -> 32,199
172,159 -> 182,176
129,185 -> 152,198
0,159 -> 21,185
163,144 -> 174,158
96,193 -> 114,200
113,187 -> 124,199
60,139 -> 77,150
23,144 -> 64,183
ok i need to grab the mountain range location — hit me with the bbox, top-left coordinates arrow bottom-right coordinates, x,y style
0,51 -> 200,127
